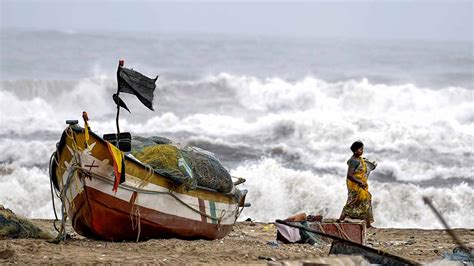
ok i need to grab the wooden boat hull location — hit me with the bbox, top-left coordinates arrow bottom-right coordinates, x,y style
51,124 -> 243,241
71,186 -> 233,240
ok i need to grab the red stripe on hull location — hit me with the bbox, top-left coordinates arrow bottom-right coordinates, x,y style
198,198 -> 207,223
69,186 -> 233,241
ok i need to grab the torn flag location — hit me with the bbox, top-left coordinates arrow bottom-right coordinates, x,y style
117,65 -> 158,111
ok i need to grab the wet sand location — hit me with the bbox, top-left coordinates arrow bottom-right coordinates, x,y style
1,219 -> 473,264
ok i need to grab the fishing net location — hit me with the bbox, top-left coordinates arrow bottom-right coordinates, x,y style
181,146 -> 233,193
132,136 -> 172,153
133,144 -> 196,189
131,136 -> 233,193
0,205 -> 52,239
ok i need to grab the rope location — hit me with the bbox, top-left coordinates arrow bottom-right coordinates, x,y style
317,223 -> 326,234
50,126 -> 83,243
50,163 -> 78,243
83,167 -> 238,223
83,166 -> 238,232
314,221 -> 353,242
137,164 -> 154,189
129,193 -> 142,242
168,189 -> 228,222
49,152 -> 60,233
17,219 -> 31,239
51,140 -> 68,236
334,223 -> 353,241
216,210 -> 225,230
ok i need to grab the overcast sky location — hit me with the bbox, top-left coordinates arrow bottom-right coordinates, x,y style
1,1 -> 473,41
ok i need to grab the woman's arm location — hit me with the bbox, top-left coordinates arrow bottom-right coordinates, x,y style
346,166 -> 366,188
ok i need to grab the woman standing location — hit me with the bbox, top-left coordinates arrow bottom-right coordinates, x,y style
339,141 -> 376,228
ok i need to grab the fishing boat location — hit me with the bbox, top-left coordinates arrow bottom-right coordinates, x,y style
48,61 -> 247,241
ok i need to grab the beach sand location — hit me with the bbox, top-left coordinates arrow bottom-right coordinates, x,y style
1,219 -> 473,264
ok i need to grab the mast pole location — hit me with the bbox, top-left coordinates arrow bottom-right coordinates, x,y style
115,96 -> 121,135
116,60 -> 124,137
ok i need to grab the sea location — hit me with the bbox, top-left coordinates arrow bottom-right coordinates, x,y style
0,29 -> 473,229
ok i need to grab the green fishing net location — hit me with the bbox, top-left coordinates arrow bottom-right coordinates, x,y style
133,144 -> 196,189
0,205 -> 52,239
181,147 -> 233,193
132,136 -> 233,193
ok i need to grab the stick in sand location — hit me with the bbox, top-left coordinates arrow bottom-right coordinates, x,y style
422,196 -> 471,254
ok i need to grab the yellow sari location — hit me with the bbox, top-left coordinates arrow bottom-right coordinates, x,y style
341,157 -> 374,223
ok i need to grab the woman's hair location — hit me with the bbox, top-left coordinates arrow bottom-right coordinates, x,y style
350,141 -> 364,152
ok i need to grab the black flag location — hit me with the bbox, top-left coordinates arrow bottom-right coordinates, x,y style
112,93 -> 131,113
117,65 -> 158,111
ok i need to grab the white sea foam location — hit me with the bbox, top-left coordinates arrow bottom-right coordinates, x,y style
0,163 -> 56,218
0,139 -> 56,166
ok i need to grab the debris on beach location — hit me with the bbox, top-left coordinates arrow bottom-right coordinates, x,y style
442,247 -> 474,265
277,255 -> 370,265
276,213 -> 365,245
423,197 -> 474,264
276,219 -> 418,265
0,205 -> 52,240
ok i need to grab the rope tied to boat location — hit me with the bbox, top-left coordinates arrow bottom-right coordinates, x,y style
50,162 -> 81,243
129,192 -> 142,242
137,164 -> 154,189
49,126 -> 84,243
